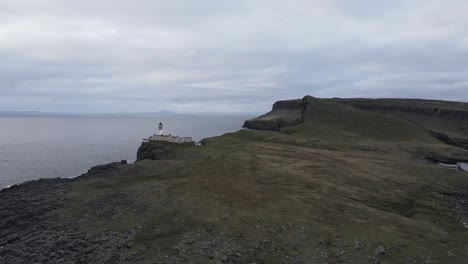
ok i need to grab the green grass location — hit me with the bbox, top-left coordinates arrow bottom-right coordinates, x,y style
56,99 -> 468,263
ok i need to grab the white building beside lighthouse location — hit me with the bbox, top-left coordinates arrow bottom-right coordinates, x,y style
146,122 -> 193,144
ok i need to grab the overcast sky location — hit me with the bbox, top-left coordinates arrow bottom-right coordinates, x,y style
1,0 -> 467,113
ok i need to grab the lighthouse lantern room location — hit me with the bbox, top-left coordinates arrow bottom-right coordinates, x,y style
158,122 -> 164,135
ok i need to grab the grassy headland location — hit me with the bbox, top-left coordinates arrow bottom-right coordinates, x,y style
1,96 -> 468,264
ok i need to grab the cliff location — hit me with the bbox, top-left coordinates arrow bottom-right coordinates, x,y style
335,98 -> 468,120
136,140 -> 177,161
136,140 -> 196,161
242,96 -> 308,131
243,96 -> 468,132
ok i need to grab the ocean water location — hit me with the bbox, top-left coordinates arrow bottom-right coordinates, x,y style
458,163 -> 468,171
0,114 -> 252,188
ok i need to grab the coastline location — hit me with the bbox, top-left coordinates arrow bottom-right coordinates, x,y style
0,113 -> 250,193
0,173 -> 132,263
2,133 -> 467,263
0,159 -> 137,192
2,97 -> 468,263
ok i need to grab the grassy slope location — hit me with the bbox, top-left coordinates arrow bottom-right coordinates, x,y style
335,98 -> 468,112
59,101 -> 468,263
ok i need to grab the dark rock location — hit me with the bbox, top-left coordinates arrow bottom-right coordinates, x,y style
86,162 -> 121,175
440,188 -> 468,231
353,239 -> 361,250
136,140 -> 178,161
424,153 -> 468,165
429,131 -> 468,150
374,246 -> 386,256
424,257 -> 433,264
0,176 -> 135,263
183,239 -> 194,245
272,98 -> 305,111
243,119 -> 280,132
242,97 -> 310,131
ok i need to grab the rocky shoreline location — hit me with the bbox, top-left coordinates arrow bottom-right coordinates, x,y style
0,163 -> 136,264
0,142 -> 180,264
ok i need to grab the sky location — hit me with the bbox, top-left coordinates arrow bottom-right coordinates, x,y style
1,0 -> 467,114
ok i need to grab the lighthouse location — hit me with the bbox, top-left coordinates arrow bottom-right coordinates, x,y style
145,121 -> 193,143
158,122 -> 164,135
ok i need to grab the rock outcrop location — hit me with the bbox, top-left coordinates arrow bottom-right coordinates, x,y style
136,140 -> 186,161
336,98 -> 468,121
0,178 -> 134,264
243,96 -> 468,132
242,119 -> 281,131
74,161 -> 128,180
429,131 -> 468,150
424,153 -> 468,165
242,96 -> 309,131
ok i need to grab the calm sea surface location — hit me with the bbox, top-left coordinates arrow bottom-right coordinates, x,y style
0,114 -> 251,188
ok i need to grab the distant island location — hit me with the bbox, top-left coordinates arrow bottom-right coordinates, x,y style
0,110 -> 255,116
0,110 -> 178,116
1,96 -> 468,263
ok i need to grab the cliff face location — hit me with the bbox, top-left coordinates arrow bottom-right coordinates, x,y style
271,98 -> 304,111
136,140 -> 196,161
243,96 -> 468,132
242,96 -> 311,131
242,119 -> 281,131
336,99 -> 468,121
136,141 -> 177,161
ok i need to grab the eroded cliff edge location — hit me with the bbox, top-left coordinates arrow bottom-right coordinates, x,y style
243,95 -> 468,132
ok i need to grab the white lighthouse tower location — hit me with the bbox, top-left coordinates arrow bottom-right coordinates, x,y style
158,122 -> 164,135
145,121 -> 193,143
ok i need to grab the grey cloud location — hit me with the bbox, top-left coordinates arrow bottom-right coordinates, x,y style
0,0 -> 467,113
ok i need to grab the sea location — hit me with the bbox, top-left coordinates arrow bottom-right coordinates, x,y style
0,114 -> 252,188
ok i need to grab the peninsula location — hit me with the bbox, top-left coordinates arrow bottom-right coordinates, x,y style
1,96 -> 468,264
